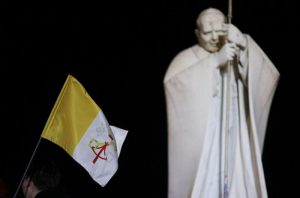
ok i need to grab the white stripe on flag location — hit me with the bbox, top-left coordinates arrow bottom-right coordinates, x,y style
73,111 -> 118,187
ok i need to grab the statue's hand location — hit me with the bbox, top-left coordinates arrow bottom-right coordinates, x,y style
213,42 -> 238,67
224,24 -> 246,49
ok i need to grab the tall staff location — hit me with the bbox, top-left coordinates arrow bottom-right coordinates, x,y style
221,0 -> 233,197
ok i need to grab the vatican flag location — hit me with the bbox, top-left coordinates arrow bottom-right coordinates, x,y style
41,74 -> 127,187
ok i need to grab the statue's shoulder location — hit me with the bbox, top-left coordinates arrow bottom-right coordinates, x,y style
164,45 -> 204,82
164,45 -> 211,82
171,45 -> 200,63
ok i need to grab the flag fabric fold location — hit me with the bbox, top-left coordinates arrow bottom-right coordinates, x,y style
41,74 -> 127,187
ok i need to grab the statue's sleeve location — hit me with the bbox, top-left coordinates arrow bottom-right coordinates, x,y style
247,34 -> 280,152
237,35 -> 249,87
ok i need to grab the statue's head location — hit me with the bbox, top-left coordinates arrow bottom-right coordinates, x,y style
195,8 -> 226,52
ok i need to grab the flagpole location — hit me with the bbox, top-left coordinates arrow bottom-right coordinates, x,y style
13,137 -> 42,198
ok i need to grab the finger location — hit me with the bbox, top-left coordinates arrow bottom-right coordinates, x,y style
227,42 -> 237,49
227,54 -> 234,61
222,24 -> 229,31
230,44 -> 239,54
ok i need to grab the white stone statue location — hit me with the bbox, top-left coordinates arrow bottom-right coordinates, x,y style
163,7 -> 280,198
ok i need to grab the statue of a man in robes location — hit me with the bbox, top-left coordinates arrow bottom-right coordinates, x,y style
163,7 -> 280,198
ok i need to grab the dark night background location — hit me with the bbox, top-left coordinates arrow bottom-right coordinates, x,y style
0,0 -> 299,197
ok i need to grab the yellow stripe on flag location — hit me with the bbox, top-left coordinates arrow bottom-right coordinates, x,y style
41,74 -> 100,155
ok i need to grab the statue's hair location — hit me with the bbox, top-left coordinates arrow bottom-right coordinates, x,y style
196,7 -> 225,28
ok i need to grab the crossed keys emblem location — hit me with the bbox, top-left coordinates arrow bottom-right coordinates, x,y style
89,133 -> 115,164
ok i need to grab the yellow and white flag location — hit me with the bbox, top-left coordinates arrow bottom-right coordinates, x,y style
41,74 -> 127,187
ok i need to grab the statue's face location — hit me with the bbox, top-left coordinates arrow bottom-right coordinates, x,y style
196,14 -> 226,52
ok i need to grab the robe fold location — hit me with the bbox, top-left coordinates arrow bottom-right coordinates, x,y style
163,35 -> 279,198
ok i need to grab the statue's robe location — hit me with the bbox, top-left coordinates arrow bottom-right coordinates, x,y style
164,35 -> 280,198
